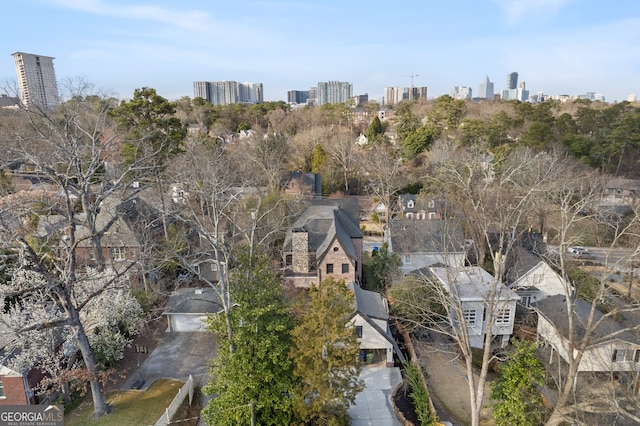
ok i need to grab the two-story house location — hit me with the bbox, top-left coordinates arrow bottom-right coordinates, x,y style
397,193 -> 444,221
283,202 -> 362,288
430,266 -> 520,348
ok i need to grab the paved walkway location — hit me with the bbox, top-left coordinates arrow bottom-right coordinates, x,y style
348,366 -> 403,426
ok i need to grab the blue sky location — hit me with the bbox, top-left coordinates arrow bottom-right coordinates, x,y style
2,0 -> 639,103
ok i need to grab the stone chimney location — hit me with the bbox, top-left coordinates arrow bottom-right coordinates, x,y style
292,228 -> 310,273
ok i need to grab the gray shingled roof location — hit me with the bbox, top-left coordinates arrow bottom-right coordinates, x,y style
389,219 -> 464,254
284,203 -> 361,260
535,295 -> 639,345
347,282 -> 388,320
504,246 -> 544,285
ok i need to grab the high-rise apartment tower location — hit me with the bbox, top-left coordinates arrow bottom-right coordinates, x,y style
193,81 -> 263,106
12,52 -> 60,109
506,72 -> 518,90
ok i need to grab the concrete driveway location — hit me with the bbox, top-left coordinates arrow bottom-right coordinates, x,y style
121,331 -> 217,390
348,366 -> 403,426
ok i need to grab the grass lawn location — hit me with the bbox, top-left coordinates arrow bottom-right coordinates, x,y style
65,379 -> 184,426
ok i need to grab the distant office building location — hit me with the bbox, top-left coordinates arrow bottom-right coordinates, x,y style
384,86 -> 428,105
193,81 -> 263,106
585,92 -> 605,101
12,52 -> 60,109
352,93 -> 369,105
501,73 -> 528,101
308,87 -> 318,105
506,72 -> 518,90
288,90 -> 309,104
478,76 -> 494,99
411,86 -> 428,101
384,87 -> 402,105
452,86 -> 472,100
316,81 -> 352,105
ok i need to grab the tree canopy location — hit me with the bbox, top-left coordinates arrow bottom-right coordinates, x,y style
290,278 -> 363,424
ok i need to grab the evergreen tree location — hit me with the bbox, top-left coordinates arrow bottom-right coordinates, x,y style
290,278 -> 363,424
202,249 -> 295,425
365,116 -> 384,142
490,340 -> 546,426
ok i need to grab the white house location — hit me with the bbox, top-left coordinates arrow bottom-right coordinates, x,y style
430,266 -> 520,349
536,295 -> 640,372
509,259 -> 567,307
347,282 -> 404,367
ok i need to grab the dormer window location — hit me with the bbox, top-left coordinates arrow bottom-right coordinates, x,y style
407,200 -> 415,208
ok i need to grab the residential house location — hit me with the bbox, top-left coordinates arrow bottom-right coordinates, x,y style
397,193 -> 444,221
0,365 -> 29,405
536,295 -> 640,372
387,219 -> 466,275
283,201 -> 362,288
283,171 -> 322,199
74,204 -> 143,287
430,266 -> 520,348
347,283 -> 404,367
599,178 -> 640,215
506,247 -> 567,308
602,178 -> 640,206
163,287 -> 226,332
30,195 -> 143,287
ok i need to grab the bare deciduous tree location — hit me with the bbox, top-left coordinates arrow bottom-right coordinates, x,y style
0,80 -> 158,417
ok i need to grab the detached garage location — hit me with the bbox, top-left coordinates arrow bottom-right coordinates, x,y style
163,288 -> 225,332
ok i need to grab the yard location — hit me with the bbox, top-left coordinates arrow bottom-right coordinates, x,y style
64,379 -> 190,426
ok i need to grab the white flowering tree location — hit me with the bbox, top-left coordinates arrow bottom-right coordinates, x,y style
0,266 -> 144,402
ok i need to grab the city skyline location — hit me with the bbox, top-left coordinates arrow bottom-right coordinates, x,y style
1,1 -> 639,103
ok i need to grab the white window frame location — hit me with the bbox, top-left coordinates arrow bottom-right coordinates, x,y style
463,309 -> 477,325
111,247 -> 125,261
496,308 -> 511,324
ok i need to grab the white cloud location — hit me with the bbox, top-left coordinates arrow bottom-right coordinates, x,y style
492,0 -> 574,25
46,0 -> 215,33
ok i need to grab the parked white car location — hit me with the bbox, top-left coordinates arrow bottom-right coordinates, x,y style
568,246 -> 595,258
